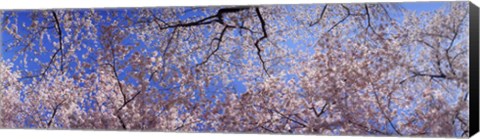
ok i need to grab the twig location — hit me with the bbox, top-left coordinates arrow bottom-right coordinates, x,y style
196,25 -> 231,67
309,5 -> 328,27
310,102 -> 328,117
47,99 -> 67,128
327,5 -> 351,32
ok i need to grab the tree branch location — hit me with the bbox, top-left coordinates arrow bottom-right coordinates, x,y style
327,5 -> 351,32
348,120 -> 388,135
372,91 -> 402,136
254,104 -> 307,128
52,11 -> 64,73
47,99 -> 67,128
196,25 -> 231,67
260,125 -> 276,133
254,8 -> 270,77
39,11 -> 64,79
310,102 -> 328,117
107,63 -> 127,104
309,5 -> 328,27
114,68 -> 160,129
116,114 -> 127,129
364,4 -> 377,34
445,31 -> 458,76
411,70 -> 446,80
160,7 -> 250,29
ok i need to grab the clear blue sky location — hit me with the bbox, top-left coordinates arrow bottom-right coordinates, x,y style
401,1 -> 446,11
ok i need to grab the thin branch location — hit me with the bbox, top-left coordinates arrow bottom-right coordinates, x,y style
379,4 -> 394,21
463,91 -> 469,101
113,89 -> 142,130
114,83 -> 151,129
148,70 -> 158,82
52,11 -> 64,74
461,130 -> 469,137
47,99 -> 67,128
196,25 -> 231,67
275,110 -> 307,128
254,104 -> 307,128
39,11 -> 64,79
445,31 -> 458,76
451,50 -> 467,63
418,39 -> 447,77
260,125 -> 276,133
125,91 -> 142,108
116,114 -> 127,129
152,26 -> 178,82
162,27 -> 177,58
455,113 -> 467,127
372,90 -> 402,136
113,65 -> 163,129
416,39 -> 436,49
52,11 -> 65,73
348,120 -> 388,135
434,52 -> 445,76
107,63 -> 127,104
310,102 -> 328,117
175,119 -> 201,131
364,4 -> 378,34
254,8 -> 270,77
327,4 -> 351,32
412,70 -> 446,79
309,4 -> 328,27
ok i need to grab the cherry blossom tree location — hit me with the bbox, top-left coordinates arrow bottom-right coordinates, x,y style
0,2 -> 471,137
398,2 -> 470,136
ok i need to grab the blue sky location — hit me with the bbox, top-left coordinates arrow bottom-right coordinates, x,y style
401,1 -> 446,11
